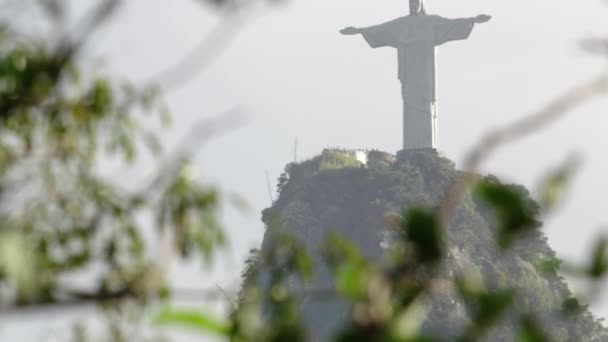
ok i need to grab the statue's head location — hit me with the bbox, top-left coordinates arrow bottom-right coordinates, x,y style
410,0 -> 426,15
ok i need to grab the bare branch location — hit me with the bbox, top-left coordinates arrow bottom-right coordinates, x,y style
150,12 -> 249,92
136,107 -> 248,199
57,0 -> 122,58
438,72 -> 608,226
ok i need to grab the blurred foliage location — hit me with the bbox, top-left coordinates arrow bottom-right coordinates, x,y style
535,154 -> 581,214
230,232 -> 311,342
155,307 -> 231,336
474,178 -> 542,249
0,0 -> 224,326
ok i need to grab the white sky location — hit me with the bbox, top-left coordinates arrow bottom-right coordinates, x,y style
2,0 -> 608,340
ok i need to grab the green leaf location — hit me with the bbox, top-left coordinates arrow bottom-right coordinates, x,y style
402,208 -> 443,264
562,297 -> 585,315
0,231 -> 39,301
295,251 -> 313,281
475,180 -> 540,249
336,263 -> 368,299
518,315 -> 550,342
587,236 -> 608,279
323,234 -> 363,269
532,255 -> 562,276
457,280 -> 514,341
154,308 -> 230,336
89,79 -> 113,114
473,291 -> 514,328
537,153 -> 580,213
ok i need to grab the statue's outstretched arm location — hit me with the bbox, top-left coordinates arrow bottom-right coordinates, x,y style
340,21 -> 399,48
435,15 -> 489,46
340,27 -> 362,35
472,14 -> 492,24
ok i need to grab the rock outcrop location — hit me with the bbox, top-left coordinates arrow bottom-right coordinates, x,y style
244,149 -> 608,341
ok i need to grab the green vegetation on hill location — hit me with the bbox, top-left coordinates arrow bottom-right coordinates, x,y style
319,150 -> 364,170
237,149 -> 608,341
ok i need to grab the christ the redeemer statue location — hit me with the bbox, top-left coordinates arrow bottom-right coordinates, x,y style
341,0 -> 491,150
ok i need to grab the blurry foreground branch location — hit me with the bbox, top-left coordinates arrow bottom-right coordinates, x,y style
438,72 -> 608,226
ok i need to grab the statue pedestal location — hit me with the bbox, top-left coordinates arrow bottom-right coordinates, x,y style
396,148 -> 438,161
395,148 -> 454,169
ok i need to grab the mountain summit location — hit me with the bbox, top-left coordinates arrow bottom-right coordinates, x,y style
242,149 -> 608,341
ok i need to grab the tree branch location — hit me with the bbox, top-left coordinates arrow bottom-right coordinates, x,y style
438,72 -> 608,226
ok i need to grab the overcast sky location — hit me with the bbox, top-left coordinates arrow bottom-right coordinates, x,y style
3,0 -> 608,340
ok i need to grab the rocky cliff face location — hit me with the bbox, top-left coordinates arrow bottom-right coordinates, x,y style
246,149 -> 608,341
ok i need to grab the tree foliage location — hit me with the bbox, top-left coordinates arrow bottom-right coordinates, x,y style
0,2 -> 225,338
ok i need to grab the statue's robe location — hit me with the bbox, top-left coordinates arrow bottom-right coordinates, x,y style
359,15 -> 475,149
